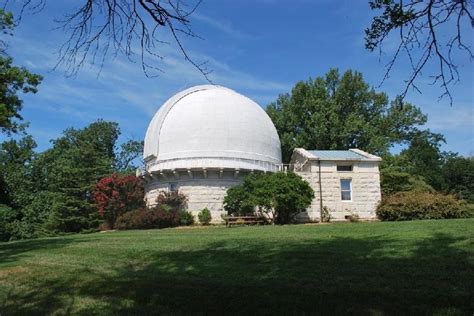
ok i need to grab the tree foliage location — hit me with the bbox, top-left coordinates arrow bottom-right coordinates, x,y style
115,140 -> 144,173
29,120 -> 121,232
380,170 -> 434,195
224,172 -> 314,224
400,130 -> 446,190
376,191 -> 468,221
441,155 -> 474,203
378,134 -> 474,206
0,9 -> 14,53
0,9 -> 42,134
0,203 -> 18,241
0,135 -> 37,208
366,0 -> 473,103
0,120 -> 144,240
93,173 -> 145,229
223,185 -> 255,216
267,69 -> 427,162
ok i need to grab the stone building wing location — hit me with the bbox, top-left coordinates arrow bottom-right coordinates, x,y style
290,148 -> 382,221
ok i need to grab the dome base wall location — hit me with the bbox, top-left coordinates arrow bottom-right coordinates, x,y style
145,170 -> 249,223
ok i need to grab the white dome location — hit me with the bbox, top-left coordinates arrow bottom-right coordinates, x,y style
144,85 -> 282,172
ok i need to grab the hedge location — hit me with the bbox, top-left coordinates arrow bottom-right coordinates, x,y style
376,191 -> 469,221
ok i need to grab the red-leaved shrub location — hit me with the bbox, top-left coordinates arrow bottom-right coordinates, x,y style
93,173 -> 145,229
156,190 -> 188,210
114,206 -> 181,230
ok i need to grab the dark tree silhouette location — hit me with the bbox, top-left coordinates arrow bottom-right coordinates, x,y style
366,0 -> 473,104
4,0 -> 211,79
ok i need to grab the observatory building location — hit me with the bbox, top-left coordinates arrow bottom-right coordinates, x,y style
141,85 -> 282,221
141,85 -> 382,222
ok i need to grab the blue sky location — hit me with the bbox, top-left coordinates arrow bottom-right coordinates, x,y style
2,0 -> 473,155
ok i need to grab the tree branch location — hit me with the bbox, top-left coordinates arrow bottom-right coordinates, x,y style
366,0 -> 473,105
5,0 -> 211,80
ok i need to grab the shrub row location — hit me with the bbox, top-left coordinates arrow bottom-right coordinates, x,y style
114,207 -> 212,230
376,191 -> 471,221
115,206 -> 180,230
107,190 -> 201,230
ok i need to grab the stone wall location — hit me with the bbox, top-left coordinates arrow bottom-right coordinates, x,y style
145,160 -> 381,224
145,169 -> 246,223
295,160 -> 381,221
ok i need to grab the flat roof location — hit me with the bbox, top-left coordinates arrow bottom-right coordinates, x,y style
293,148 -> 382,161
307,150 -> 366,160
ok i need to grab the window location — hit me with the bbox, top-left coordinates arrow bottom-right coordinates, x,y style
340,179 -> 352,201
169,182 -> 178,192
337,165 -> 353,172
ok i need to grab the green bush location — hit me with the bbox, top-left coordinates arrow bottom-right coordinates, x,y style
0,191 -> 78,241
223,186 -> 254,216
198,208 -> 212,225
376,192 -> 468,221
441,156 -> 474,203
381,170 -> 434,195
0,204 -> 18,241
460,203 -> 474,218
180,211 -> 195,226
223,172 -> 314,224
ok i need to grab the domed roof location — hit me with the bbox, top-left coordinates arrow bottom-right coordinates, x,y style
144,85 -> 282,172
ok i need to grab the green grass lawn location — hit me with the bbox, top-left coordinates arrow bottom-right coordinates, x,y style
1,219 -> 473,315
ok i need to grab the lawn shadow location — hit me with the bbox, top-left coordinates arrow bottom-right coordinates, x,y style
2,232 -> 473,315
0,236 -> 98,315
0,237 -> 90,265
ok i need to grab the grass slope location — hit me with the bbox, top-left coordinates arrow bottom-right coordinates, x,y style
1,219 -> 473,315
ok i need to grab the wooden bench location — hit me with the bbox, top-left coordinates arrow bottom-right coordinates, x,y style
223,216 -> 265,227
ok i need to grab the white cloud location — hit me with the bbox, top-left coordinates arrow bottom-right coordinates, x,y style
193,13 -> 253,40
426,103 -> 474,131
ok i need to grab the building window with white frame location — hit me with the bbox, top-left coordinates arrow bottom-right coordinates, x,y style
340,179 -> 352,201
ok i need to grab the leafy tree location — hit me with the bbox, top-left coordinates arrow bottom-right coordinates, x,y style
267,69 -> 427,162
365,0 -> 473,104
93,173 -> 145,229
0,9 -> 14,53
0,135 -> 37,208
378,131 -> 446,194
115,140 -> 144,173
0,203 -> 19,241
30,120 -> 120,232
380,170 -> 434,196
224,172 -> 314,224
18,191 -> 70,238
441,155 -> 474,203
223,185 -> 255,216
400,130 -> 446,190
0,9 -> 42,134
0,135 -> 41,240
0,120 -> 146,238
